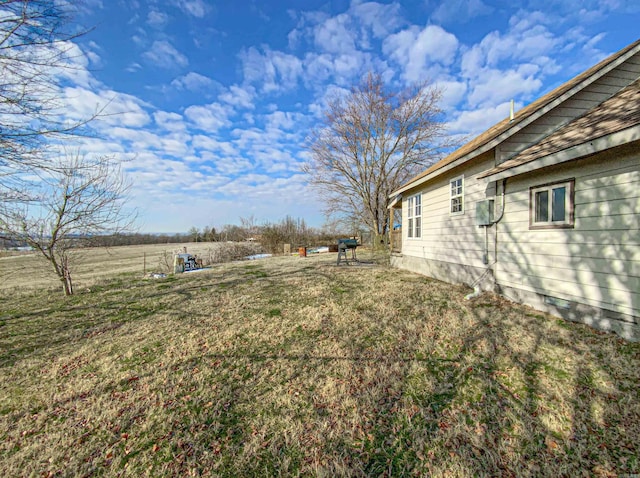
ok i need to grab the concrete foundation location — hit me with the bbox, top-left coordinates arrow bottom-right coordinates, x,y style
499,285 -> 640,342
391,253 -> 640,342
390,253 -> 496,292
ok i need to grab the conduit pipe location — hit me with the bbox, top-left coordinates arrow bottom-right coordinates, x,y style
464,285 -> 482,301
465,179 -> 508,301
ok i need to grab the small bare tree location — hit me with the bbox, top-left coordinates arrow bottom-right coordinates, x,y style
0,151 -> 134,295
240,215 -> 258,239
303,72 -> 453,245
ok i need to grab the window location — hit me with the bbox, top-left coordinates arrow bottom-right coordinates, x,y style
450,176 -> 464,215
407,193 -> 421,238
530,179 -> 575,229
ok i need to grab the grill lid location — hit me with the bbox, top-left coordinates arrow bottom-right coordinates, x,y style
337,238 -> 358,248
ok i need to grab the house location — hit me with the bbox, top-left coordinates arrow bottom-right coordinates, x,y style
389,39 -> 640,341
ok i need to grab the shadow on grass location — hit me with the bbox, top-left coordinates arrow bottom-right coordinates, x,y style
1,258 -> 638,476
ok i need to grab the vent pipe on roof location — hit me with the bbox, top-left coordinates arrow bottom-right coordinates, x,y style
509,99 -> 515,121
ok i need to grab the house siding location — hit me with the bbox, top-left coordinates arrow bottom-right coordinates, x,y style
494,144 -> 640,339
392,42 -> 640,341
392,151 -> 498,290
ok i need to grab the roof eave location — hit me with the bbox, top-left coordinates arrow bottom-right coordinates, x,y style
478,125 -> 640,182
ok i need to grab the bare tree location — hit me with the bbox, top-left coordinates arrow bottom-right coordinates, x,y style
303,72 -> 453,245
188,226 -> 200,242
240,214 -> 258,239
0,151 -> 134,295
0,0 -> 95,200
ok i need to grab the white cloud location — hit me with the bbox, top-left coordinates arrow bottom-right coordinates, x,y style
219,85 -> 256,109
147,9 -> 169,27
211,156 -> 255,175
350,1 -> 404,39
251,148 -> 299,174
171,72 -> 216,91
143,40 -> 188,68
126,62 -> 143,73
307,84 -> 350,117
159,134 -> 191,157
333,52 -> 369,84
265,111 -> 303,131
64,137 -> 126,157
192,135 -> 238,157
313,13 -> 356,54
303,53 -> 335,84
154,111 -> 187,132
52,41 -> 101,89
61,87 -> 151,128
447,101 -> 516,135
184,102 -> 232,132
467,64 -> 542,107
383,25 -> 459,82
301,50 -> 372,89
291,2 -> 404,53
436,80 -> 468,109
172,0 -> 210,18
240,47 -> 303,93
461,13 -> 561,77
431,0 -> 492,24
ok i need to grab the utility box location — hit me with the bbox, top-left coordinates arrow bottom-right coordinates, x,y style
475,199 -> 495,226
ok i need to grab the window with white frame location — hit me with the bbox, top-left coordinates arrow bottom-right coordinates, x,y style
450,175 -> 464,215
407,193 -> 421,238
530,179 -> 575,229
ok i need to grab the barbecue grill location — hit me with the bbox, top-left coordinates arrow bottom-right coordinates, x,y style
337,238 -> 358,265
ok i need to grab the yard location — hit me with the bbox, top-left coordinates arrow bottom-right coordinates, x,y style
0,250 -> 638,476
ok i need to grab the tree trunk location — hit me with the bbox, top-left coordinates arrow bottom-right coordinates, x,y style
373,233 -> 388,251
61,255 -> 74,295
59,266 -> 74,295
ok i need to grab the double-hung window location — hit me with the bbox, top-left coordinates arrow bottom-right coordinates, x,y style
530,179 -> 575,229
407,194 -> 422,238
450,175 -> 464,215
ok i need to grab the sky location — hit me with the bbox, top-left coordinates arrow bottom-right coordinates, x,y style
61,0 -> 640,233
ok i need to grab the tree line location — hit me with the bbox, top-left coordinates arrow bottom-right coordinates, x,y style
2,214 -> 357,256
187,216 -> 353,254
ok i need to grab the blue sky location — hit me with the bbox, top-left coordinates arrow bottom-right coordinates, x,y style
63,0 -> 639,232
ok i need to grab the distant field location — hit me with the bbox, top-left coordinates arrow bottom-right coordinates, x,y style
0,252 -> 638,476
0,242 -> 258,293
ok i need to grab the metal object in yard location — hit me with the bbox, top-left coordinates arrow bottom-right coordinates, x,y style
337,238 -> 358,265
174,253 -> 202,273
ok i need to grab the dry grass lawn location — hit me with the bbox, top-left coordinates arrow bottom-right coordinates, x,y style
0,249 -> 638,477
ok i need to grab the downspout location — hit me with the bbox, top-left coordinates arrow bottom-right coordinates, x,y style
465,179 -> 507,300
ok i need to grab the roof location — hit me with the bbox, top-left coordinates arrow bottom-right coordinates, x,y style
391,38 -> 640,196
478,79 -> 640,179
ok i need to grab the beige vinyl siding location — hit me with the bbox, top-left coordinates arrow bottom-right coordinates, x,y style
495,147 -> 640,317
402,151 -> 496,268
497,52 -> 640,163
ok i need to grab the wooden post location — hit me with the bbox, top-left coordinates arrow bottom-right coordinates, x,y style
143,252 -> 146,276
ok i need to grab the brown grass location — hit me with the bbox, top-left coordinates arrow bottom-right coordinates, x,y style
0,250 -> 638,477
